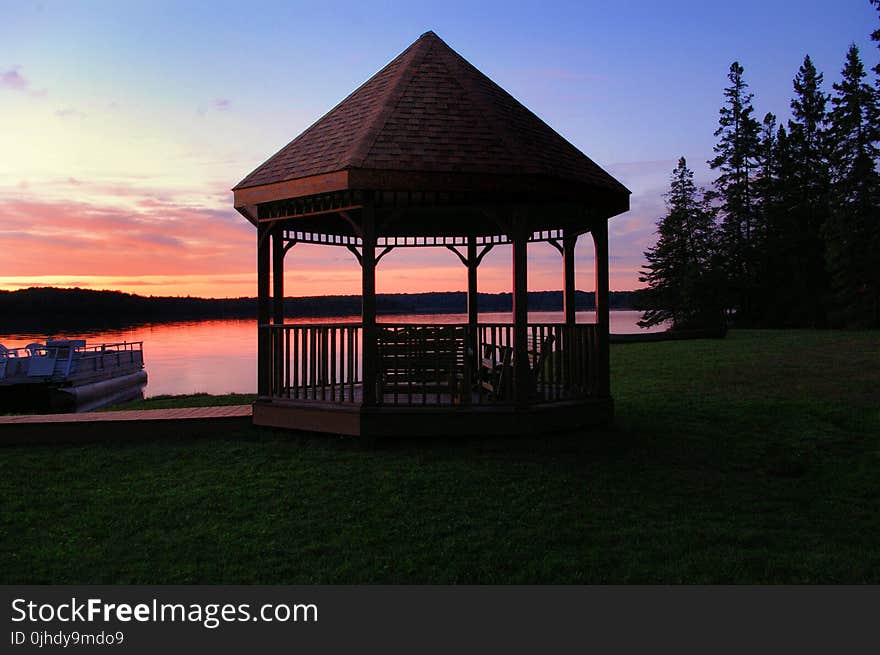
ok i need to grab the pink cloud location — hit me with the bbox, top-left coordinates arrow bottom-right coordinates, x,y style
196,98 -> 232,117
1,67 -> 28,91
0,180 -> 649,296
51,177 -> 197,202
0,194 -> 253,280
1,66 -> 46,97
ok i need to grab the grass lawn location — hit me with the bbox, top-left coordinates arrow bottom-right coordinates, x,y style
1,329 -> 878,583
102,392 -> 257,410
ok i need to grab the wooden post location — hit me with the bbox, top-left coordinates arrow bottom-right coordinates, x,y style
272,224 -> 285,325
361,195 -> 378,407
592,221 -> 610,398
511,212 -> 529,407
272,224 -> 285,396
466,236 -> 478,370
562,232 -> 577,328
257,222 -> 272,397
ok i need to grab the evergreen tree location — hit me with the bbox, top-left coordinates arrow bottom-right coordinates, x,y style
708,62 -> 762,323
784,55 -> 832,325
790,56 -> 828,164
753,113 -> 788,323
871,1 -> 880,58
765,123 -> 802,325
639,158 -> 722,330
825,44 -> 880,325
754,113 -> 779,245
871,0 -> 880,158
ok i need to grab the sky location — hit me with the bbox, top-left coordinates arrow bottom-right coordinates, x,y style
1,0 -> 877,298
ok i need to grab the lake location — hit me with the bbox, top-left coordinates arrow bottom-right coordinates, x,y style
0,310 -> 663,397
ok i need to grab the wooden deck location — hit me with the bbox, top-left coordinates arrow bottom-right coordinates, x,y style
254,396 -> 613,438
0,405 -> 252,445
273,382 -> 583,406
275,384 -> 456,405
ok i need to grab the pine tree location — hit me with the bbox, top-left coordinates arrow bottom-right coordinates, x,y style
790,56 -> 828,166
784,55 -> 832,325
870,1 -> 880,155
708,62 -> 762,323
755,113 -> 782,250
871,1 -> 880,58
825,44 -> 880,325
639,158 -> 722,330
870,0 -> 880,173
754,113 -> 786,323
766,123 -> 803,325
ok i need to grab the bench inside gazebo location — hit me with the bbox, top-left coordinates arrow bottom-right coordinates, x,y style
233,31 -> 629,438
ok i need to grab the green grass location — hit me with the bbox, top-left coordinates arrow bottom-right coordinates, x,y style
1,330 -> 878,583
2,393 -> 255,416
102,392 -> 256,410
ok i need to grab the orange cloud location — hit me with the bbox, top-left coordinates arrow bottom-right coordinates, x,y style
0,183 -> 644,298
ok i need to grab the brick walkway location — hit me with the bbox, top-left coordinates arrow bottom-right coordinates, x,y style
0,405 -> 253,445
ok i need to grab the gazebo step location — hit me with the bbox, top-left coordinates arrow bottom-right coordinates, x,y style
253,397 -> 613,438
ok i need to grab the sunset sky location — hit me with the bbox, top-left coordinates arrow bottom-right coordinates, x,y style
2,0 -> 876,298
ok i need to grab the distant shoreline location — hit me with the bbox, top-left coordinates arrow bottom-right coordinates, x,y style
0,287 -> 643,330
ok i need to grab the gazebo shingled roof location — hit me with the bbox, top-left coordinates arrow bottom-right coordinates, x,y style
233,31 -> 629,222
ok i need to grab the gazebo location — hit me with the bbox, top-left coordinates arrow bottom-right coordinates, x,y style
233,31 -> 629,438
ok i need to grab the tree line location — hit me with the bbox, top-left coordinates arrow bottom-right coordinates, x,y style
0,287 -> 639,330
639,1 -> 880,330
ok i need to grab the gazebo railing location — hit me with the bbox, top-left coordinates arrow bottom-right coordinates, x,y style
268,322 -> 599,406
474,323 -> 599,404
270,323 -> 362,403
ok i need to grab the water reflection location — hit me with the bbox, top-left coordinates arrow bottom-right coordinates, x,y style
0,311 -> 663,397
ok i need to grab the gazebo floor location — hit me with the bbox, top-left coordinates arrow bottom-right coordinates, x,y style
267,382 -> 589,406
253,386 -> 612,438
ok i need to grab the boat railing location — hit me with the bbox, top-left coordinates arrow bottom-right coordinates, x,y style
0,341 -> 144,379
73,341 -> 144,373
0,340 -> 142,358
73,341 -> 144,357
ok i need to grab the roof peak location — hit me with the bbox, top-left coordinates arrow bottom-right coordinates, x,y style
234,32 -> 629,198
